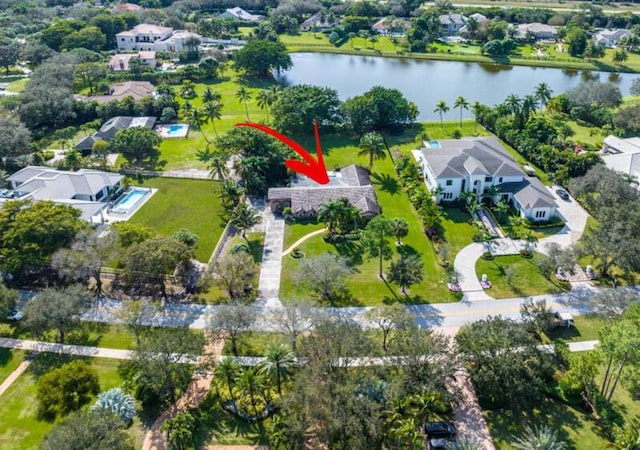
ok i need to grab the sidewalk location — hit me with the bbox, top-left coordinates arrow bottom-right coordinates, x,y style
254,200 -> 284,309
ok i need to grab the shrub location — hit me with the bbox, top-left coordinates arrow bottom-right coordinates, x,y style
481,251 -> 494,260
231,243 -> 250,254
91,388 -> 136,423
290,247 -> 303,259
519,249 -> 534,258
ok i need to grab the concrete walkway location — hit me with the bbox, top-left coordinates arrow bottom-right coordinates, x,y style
0,360 -> 32,397
282,227 -> 327,256
254,199 -> 285,309
451,369 -> 495,449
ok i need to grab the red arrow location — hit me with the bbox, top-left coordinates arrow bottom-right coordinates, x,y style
235,120 -> 330,185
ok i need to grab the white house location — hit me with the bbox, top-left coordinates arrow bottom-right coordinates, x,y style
217,7 -> 264,22
116,24 -> 173,51
108,51 -> 156,71
5,167 -> 124,223
601,135 -> 640,185
593,29 -> 633,48
371,17 -> 412,36
415,137 -> 558,221
300,13 -> 339,32
516,23 -> 558,41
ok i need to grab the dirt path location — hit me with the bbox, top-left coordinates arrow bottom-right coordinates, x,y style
281,228 -> 327,256
0,360 -> 32,397
451,369 -> 495,449
142,337 -> 225,450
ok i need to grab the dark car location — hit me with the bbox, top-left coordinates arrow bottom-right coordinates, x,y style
428,436 -> 458,450
556,188 -> 570,201
424,421 -> 456,438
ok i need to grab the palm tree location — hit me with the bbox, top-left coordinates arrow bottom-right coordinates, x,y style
504,93 -> 522,116
202,87 -> 221,104
534,82 -> 553,111
612,48 -> 628,65
511,424 -> 566,450
236,86 -> 252,120
390,217 -> 409,245
203,100 -> 223,138
219,179 -> 243,208
185,108 -> 204,129
214,357 -> 240,400
520,95 -> 537,124
236,367 -> 265,417
208,152 -> 229,180
454,95 -> 470,128
256,90 -> 273,122
348,32 -> 356,48
230,203 -> 261,239
318,199 -> 346,236
259,343 -> 295,396
494,199 -> 509,223
434,100 -> 450,129
472,100 -> 482,133
484,184 -> 500,205
358,132 -> 387,171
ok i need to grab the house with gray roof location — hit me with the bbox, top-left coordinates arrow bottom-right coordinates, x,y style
601,135 -> 640,187
414,137 -> 557,221
5,166 -> 124,223
594,28 -> 633,48
439,13 -> 467,36
218,7 -> 264,22
76,116 -> 156,155
267,165 -> 380,218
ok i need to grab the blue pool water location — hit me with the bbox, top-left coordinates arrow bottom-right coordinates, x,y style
428,140 -> 441,149
167,124 -> 188,136
111,188 -> 149,214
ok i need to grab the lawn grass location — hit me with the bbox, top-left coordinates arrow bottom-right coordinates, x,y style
283,219 -> 326,251
0,348 -> 26,384
476,254 -> 571,299
5,78 -> 28,93
221,332 -> 289,356
544,315 -> 607,343
129,177 -> 225,262
0,355 -> 129,449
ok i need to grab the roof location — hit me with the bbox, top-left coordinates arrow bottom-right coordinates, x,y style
469,13 -> 488,22
440,13 -> 466,26
517,22 -> 557,36
123,23 -> 173,36
301,13 -> 339,29
602,136 -> 640,181
500,178 -> 556,209
219,7 -> 264,22
371,18 -> 411,31
267,164 -> 380,215
75,116 -> 156,149
596,28 -> 632,41
603,135 -> 640,154
112,2 -> 142,11
420,137 -> 523,179
81,81 -> 155,103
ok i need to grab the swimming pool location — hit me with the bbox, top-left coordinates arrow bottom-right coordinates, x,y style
111,188 -> 150,215
156,123 -> 190,138
427,140 -> 441,149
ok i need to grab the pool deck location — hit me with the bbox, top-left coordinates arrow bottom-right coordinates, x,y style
103,187 -> 158,223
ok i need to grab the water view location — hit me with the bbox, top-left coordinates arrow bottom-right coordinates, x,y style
276,53 -> 639,121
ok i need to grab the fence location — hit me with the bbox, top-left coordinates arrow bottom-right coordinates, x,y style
120,168 -> 211,180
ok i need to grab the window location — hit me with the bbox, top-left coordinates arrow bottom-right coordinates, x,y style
535,210 -> 547,219
446,179 -> 453,186
498,177 -> 503,183
443,192 -> 453,200
485,176 -> 493,182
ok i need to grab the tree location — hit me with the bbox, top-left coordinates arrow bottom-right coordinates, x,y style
318,199 -> 347,237
390,217 -> 409,245
203,100 -> 223,138
565,28 -> 589,57
208,300 -> 255,356
37,360 -> 100,421
434,100 -> 449,129
229,202 -> 261,239
271,84 -> 342,133
453,95 -> 469,128
614,104 -> 640,135
361,216 -> 395,278
235,86 -> 252,120
260,343 -> 295,395
23,285 -> 92,343
631,78 -> 640,97
123,236 -> 192,298
110,126 -> 161,168
41,410 -> 134,450
257,89 -> 273,122
200,148 -> 228,180
74,62 -> 106,96
237,366 -> 266,416
0,115 -> 31,158
92,139 -> 109,170
91,388 -> 136,423
388,254 -> 424,295
520,299 -> 556,336
511,424 -> 566,450
233,39 -> 292,77
115,298 -> 159,346
358,132 -> 387,172
212,251 -> 257,299
0,43 -> 19,75
364,303 -> 415,352
214,357 -> 240,400
534,82 -> 553,110
566,80 -> 622,108
173,228 -> 199,248
162,411 -> 195,450
52,229 -> 118,297
111,222 -> 154,249
612,48 -> 628,65
0,280 -> 18,319
342,86 -> 418,134
589,288 -> 638,321
61,26 -> 107,52
0,200 -> 84,278
270,297 -> 318,352
125,326 -> 204,407
293,253 -> 354,302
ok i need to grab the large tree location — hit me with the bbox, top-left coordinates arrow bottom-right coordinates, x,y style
342,85 -> 418,133
358,132 -> 387,172
271,84 -> 342,133
212,251 -> 257,299
0,43 -> 19,74
208,299 -> 255,356
387,254 -> 424,295
293,252 -> 354,303
364,303 -> 415,352
233,39 -> 292,77
229,203 -> 261,239
110,126 -> 162,168
0,115 -> 31,158
41,410 -> 134,450
566,80 -> 622,108
23,285 -> 93,343
360,215 -> 395,278
0,280 -> 18,319
0,200 -> 85,279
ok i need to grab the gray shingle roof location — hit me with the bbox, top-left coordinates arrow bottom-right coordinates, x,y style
500,178 -> 556,209
8,167 -> 123,199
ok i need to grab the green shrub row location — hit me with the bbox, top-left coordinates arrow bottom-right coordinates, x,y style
394,156 -> 441,233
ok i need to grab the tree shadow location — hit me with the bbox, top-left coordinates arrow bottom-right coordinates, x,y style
370,172 -> 400,195
29,352 -> 80,378
246,237 -> 265,264
0,348 -> 12,367
331,240 -> 363,265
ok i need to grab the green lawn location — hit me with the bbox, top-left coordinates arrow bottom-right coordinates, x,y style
221,332 -> 289,356
283,219 -> 326,251
5,78 -> 28,93
440,208 -> 475,256
476,254 -> 571,299
0,349 -> 26,384
544,315 -> 607,343
129,177 -> 225,262
0,356 -> 129,449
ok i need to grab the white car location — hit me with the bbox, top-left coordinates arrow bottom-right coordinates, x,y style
6,310 -> 23,321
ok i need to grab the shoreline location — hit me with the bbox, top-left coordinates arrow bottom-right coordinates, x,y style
287,45 -> 639,75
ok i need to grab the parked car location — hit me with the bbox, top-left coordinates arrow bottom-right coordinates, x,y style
424,421 -> 456,438
6,309 -> 23,321
554,311 -> 574,328
556,188 -> 570,201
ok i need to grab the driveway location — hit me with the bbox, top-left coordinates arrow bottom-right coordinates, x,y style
541,186 -> 590,248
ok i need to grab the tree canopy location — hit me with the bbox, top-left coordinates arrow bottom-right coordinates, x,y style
342,85 -> 418,133
271,84 -> 342,133
41,410 -> 134,450
233,39 -> 292,77
110,126 -> 162,168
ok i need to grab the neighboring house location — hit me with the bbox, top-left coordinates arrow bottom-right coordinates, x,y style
300,13 -> 339,32
267,164 -> 381,218
601,135 -> 640,184
5,166 -> 124,223
459,13 -> 489,34
516,23 -> 558,41
217,7 -> 264,22
415,137 -> 557,221
75,116 -> 156,155
371,17 -> 412,36
115,24 -> 204,52
108,51 -> 156,71
77,81 -> 155,103
593,28 -> 633,48
439,13 -> 467,36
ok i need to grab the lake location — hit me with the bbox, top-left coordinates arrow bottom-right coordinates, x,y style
276,53 -> 639,121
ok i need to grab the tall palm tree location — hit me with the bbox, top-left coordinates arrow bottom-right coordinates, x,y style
203,100 -> 223,138
208,152 -> 229,180
259,343 -> 295,396
256,90 -> 273,122
349,32 -> 356,48
236,367 -> 265,416
202,87 -> 221,104
534,82 -> 553,111
520,95 -> 537,124
454,95 -> 470,128
185,108 -> 204,129
511,424 -> 566,450
236,86 -> 252,120
472,100 -> 482,133
230,203 -> 261,239
494,199 -> 509,223
504,94 -> 522,116
219,179 -> 243,208
434,100 -> 450,129
214,357 -> 241,400
390,217 -> 409,245
358,132 -> 387,171
484,184 -> 500,204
